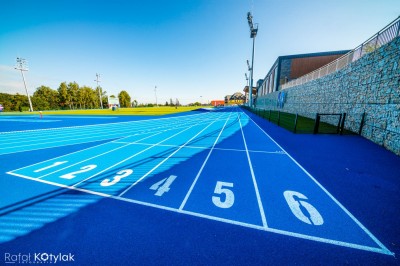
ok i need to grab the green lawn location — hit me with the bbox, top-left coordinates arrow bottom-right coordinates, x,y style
249,108 -> 354,134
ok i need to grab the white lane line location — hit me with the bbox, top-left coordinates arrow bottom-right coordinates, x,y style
178,112 -> 233,211
7,112 -> 225,173
35,131 -> 168,179
242,111 -> 393,255
7,136 -> 133,174
70,116 -> 222,188
118,114 -> 223,196
0,113 -> 222,150
238,112 -> 268,229
0,112 -> 222,147
0,117 -> 215,155
0,111 -> 211,135
111,142 -> 286,154
6,170 -> 392,256
0,114 -> 211,147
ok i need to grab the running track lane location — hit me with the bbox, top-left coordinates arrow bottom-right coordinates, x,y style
5,108 -> 392,255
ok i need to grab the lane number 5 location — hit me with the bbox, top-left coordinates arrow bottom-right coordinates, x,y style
212,181 -> 234,209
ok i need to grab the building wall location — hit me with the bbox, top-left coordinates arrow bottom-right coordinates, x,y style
289,54 -> 345,78
255,37 -> 400,155
260,51 -> 349,97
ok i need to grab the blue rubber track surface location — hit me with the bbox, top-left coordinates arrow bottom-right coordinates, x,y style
0,107 -> 398,265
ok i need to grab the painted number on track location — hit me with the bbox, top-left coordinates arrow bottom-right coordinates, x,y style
283,190 -> 324,225
212,181 -> 234,209
101,169 -> 133,187
60,165 -> 97,179
34,161 -> 68,173
150,175 -> 177,196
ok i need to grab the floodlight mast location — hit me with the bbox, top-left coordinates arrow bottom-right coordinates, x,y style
15,57 -> 33,112
247,11 -> 258,108
95,73 -> 103,109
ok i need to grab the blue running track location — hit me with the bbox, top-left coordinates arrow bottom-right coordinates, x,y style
0,107 -> 398,265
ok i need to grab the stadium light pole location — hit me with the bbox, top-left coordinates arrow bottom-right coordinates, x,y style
245,73 -> 249,103
95,73 -> 103,109
15,57 -> 33,112
247,11 -> 258,108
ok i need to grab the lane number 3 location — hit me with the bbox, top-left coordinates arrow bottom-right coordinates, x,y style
101,169 -> 133,187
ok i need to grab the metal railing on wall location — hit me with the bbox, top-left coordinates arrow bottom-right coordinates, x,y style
281,16 -> 400,90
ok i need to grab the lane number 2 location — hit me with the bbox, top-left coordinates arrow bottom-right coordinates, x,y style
212,181 -> 234,209
60,165 -> 97,179
283,190 -> 324,226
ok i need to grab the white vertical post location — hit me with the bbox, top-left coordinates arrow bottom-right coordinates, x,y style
15,57 -> 33,112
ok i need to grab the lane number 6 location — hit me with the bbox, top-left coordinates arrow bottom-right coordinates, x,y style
283,190 -> 324,226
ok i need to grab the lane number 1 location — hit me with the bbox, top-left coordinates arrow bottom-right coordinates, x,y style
34,161 -> 68,173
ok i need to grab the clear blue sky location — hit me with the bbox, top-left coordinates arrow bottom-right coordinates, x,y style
0,0 -> 398,105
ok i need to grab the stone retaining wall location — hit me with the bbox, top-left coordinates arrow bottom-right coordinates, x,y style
256,37 -> 400,155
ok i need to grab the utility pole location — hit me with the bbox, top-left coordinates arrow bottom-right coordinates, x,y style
95,73 -> 103,109
247,12 -> 258,108
15,57 -> 33,112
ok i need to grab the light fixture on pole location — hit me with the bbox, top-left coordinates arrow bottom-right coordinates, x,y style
247,11 -> 258,108
15,57 -> 33,112
95,73 -> 103,109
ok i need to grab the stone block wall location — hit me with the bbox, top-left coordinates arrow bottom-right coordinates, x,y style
256,37 -> 400,155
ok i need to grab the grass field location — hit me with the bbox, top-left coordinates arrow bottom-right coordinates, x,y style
248,108 -> 354,134
0,106 -> 203,116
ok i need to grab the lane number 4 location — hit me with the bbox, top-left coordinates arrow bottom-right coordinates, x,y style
150,175 -> 177,196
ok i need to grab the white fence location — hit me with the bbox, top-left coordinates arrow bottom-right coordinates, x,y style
281,16 -> 400,90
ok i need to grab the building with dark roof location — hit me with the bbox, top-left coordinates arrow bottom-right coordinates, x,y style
257,50 -> 350,97
243,86 -> 257,104
225,92 -> 246,105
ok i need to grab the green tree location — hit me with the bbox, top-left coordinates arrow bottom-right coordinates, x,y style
57,82 -> 69,109
118,90 -> 131,108
12,93 -> 29,111
67,82 -> 79,109
32,85 -> 59,110
0,93 -> 16,111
